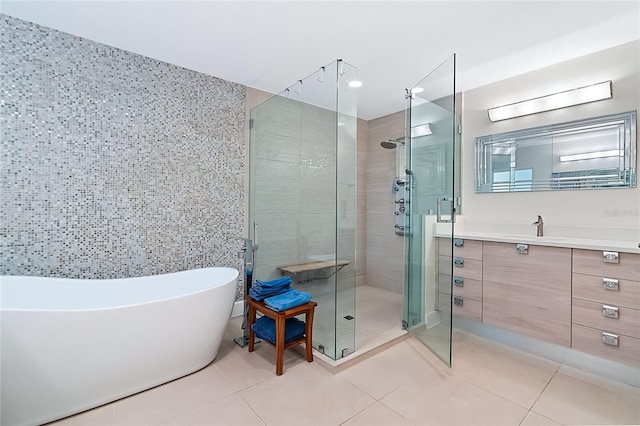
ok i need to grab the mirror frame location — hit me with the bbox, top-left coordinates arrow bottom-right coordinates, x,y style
475,111 -> 637,192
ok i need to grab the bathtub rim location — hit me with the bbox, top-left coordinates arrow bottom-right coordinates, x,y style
0,266 -> 240,312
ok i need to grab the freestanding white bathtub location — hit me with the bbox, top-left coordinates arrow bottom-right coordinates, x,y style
0,267 -> 239,426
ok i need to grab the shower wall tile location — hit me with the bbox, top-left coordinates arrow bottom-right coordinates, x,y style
251,213 -> 299,243
252,186 -> 302,215
365,111 -> 405,294
0,15 -> 246,281
254,159 -> 301,189
251,98 -> 301,140
253,134 -> 301,163
301,136 -> 335,169
300,165 -> 336,215
356,118 -> 368,285
249,95 -> 356,287
367,213 -> 396,237
366,191 -> 395,216
245,87 -> 363,288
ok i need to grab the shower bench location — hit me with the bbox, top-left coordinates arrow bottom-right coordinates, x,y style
277,260 -> 351,283
246,296 -> 317,375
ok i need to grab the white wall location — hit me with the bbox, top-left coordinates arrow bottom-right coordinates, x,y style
461,41 -> 640,243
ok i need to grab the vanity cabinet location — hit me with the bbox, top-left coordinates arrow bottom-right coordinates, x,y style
571,249 -> 640,366
482,241 -> 572,347
438,238 -> 483,321
434,236 -> 639,365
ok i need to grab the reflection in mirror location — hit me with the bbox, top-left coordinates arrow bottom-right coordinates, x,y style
475,111 -> 637,192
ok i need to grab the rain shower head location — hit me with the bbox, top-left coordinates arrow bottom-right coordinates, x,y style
380,137 -> 406,149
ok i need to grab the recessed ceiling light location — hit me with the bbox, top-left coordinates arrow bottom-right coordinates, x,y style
348,80 -> 363,88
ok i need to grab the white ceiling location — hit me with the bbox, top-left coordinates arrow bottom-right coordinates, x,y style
2,1 -> 639,120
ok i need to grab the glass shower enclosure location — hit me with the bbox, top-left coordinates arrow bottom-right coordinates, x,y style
248,60 -> 358,360
404,55 -> 458,366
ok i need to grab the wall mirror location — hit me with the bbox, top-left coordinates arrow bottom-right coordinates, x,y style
475,111 -> 637,192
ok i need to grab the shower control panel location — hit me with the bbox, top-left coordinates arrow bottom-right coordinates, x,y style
393,177 -> 408,235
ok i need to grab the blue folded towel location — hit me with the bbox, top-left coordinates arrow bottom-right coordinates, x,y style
249,285 -> 290,301
251,315 -> 305,345
249,276 -> 293,301
264,289 -> 312,312
255,277 -> 292,288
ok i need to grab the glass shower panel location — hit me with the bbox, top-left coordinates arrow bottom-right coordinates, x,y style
404,55 -> 457,366
248,60 -> 357,360
335,62 -> 358,358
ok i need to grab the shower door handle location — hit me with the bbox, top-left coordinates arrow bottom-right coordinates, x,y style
436,196 -> 455,223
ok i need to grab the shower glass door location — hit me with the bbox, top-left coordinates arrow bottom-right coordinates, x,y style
404,55 -> 457,366
248,60 -> 358,360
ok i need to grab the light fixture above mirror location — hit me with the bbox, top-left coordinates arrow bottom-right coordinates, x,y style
487,81 -> 613,122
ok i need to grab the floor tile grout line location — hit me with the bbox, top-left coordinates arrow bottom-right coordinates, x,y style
344,337 -> 544,425
521,364 -> 562,425
444,371 -> 538,412
555,364 -> 640,399
518,409 -> 563,426
239,393 -> 268,426
337,398 -> 378,426
374,399 -> 420,426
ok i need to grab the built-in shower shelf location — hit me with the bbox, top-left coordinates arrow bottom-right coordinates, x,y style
277,260 -> 351,282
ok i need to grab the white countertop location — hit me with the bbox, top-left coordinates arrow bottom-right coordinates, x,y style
432,229 -> 640,254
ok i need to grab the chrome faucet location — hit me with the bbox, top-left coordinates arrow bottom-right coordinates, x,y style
532,215 -> 544,237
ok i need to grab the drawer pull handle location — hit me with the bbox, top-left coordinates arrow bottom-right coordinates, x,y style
454,238 -> 464,247
516,244 -> 528,254
602,278 -> 619,291
602,251 -> 619,264
453,277 -> 464,287
454,257 -> 464,267
602,305 -> 619,319
602,332 -> 619,347
454,296 -> 464,307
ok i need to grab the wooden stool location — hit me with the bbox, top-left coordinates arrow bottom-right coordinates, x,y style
246,296 -> 317,375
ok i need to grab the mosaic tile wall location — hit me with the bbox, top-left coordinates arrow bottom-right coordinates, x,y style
0,15 -> 246,286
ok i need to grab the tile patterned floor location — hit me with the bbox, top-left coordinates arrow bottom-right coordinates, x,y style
51,314 -> 640,426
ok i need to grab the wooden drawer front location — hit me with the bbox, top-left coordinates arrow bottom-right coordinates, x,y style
439,292 -> 482,321
572,324 -> 640,367
439,256 -> 482,280
454,239 -> 483,260
484,279 -> 571,347
438,238 -> 483,260
573,273 -> 640,309
483,241 -> 571,286
438,238 -> 482,260
572,299 -> 640,339
573,249 -> 640,281
439,274 -> 482,301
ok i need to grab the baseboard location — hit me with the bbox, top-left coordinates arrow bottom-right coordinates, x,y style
454,316 -> 640,388
425,310 -> 441,328
231,300 -> 244,318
